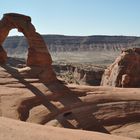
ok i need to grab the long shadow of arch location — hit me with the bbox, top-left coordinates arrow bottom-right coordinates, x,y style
0,64 -> 109,134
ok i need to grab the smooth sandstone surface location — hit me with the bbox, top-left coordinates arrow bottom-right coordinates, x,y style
0,117 -> 137,140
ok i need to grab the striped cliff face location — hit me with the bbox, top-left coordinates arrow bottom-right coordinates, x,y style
3,35 -> 140,58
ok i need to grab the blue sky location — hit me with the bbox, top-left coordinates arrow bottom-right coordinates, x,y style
0,0 -> 140,36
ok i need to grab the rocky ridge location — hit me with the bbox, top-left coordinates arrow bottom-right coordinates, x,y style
3,35 -> 140,57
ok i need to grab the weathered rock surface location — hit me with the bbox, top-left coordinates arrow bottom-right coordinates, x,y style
101,48 -> 140,87
0,46 -> 7,64
0,13 -> 56,82
0,65 -> 139,139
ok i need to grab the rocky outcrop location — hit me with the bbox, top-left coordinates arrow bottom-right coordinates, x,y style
0,13 -> 56,82
53,63 -> 104,85
72,66 -> 104,85
101,48 -> 140,87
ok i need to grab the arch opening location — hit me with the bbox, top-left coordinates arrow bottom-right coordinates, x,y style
3,29 -> 27,58
2,29 -> 27,67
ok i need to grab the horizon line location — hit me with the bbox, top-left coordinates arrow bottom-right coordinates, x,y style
8,34 -> 140,37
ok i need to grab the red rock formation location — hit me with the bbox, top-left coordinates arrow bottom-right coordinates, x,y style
101,48 -> 140,87
0,46 -> 7,64
0,13 -> 56,82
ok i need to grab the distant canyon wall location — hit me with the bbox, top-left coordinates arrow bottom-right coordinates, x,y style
3,35 -> 140,57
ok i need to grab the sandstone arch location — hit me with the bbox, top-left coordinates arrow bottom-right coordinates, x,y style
0,13 -> 56,82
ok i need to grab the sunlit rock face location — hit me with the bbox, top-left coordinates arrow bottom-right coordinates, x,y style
101,48 -> 140,87
0,13 -> 56,82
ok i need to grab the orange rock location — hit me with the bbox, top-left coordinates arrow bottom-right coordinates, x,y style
101,48 -> 140,87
